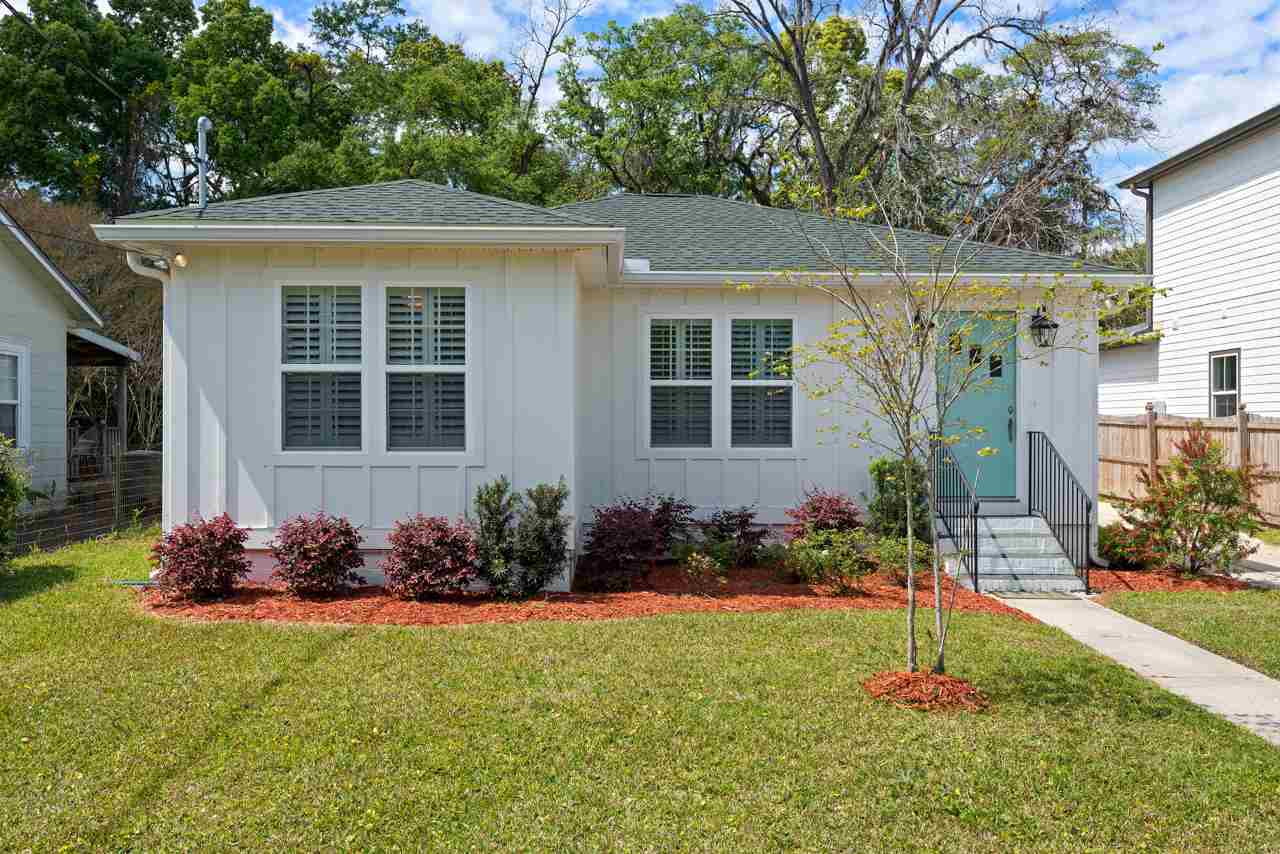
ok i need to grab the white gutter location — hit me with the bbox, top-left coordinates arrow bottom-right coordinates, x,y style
69,327 -> 141,362
94,222 -> 626,248
618,269 -> 1153,288
126,251 -> 171,283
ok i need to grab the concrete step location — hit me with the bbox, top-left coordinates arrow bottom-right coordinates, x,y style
975,553 -> 1077,574
975,533 -> 1065,555
956,571 -> 1086,594
977,516 -> 1053,536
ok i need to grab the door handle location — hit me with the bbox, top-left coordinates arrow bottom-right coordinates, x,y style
1007,416 -> 1014,443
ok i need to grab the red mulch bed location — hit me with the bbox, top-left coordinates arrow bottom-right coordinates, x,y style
1089,567 -> 1252,594
142,565 -> 1033,628
862,671 -> 989,712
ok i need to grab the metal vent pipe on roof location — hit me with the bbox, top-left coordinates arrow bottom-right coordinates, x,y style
196,116 -> 213,210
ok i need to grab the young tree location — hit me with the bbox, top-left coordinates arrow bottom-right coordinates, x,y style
769,166 -> 1121,674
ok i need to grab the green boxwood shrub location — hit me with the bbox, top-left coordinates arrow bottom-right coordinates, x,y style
0,436 -> 30,563
474,476 -> 571,598
867,455 -> 931,542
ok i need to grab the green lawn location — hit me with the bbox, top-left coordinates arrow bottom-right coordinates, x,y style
4,532 -> 1280,851
1253,526 -> 1280,548
1107,588 -> 1280,681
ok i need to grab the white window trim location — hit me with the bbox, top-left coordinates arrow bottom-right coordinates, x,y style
380,282 -> 476,457
1209,349 -> 1240,418
0,337 -> 30,450
274,282 -> 368,454
726,313 -> 798,450
638,310 -> 801,458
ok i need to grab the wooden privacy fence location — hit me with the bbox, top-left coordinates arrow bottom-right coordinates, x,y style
1099,403 -> 1280,522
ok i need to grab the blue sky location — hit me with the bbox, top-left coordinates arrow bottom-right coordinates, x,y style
6,0 -> 1280,208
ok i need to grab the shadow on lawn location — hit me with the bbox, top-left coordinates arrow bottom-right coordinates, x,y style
91,626 -> 354,845
0,562 -> 77,604
985,656 -> 1183,720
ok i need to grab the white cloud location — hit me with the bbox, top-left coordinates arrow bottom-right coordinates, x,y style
405,0 -> 516,57
271,5 -> 313,48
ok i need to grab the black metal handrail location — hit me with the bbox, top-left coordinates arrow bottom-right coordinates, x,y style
1027,431 -> 1092,590
931,440 -> 981,593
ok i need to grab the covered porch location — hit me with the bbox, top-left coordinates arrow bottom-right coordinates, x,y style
65,326 -> 139,481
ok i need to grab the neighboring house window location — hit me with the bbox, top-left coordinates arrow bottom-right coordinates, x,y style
281,286 -> 363,450
1210,350 -> 1240,418
730,319 -> 794,448
649,318 -> 713,448
385,287 -> 466,450
0,351 -> 19,444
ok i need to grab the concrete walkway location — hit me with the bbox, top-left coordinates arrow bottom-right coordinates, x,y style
1008,596 -> 1280,747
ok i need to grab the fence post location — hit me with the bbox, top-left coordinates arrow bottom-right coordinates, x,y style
1238,403 -> 1251,471
1145,402 -> 1158,485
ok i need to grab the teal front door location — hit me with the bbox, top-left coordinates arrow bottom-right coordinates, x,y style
938,313 -> 1018,499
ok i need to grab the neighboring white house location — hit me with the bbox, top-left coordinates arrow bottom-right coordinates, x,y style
0,203 -> 139,497
1101,102 -> 1280,418
93,181 -> 1145,590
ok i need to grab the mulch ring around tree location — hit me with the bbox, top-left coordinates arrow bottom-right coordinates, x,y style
862,671 -> 989,713
1089,567 -> 1253,594
141,565 -> 1034,628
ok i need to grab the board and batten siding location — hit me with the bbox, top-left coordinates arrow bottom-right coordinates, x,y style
0,241 -> 68,493
1100,118 -> 1280,418
575,286 -> 1100,522
165,247 -> 578,583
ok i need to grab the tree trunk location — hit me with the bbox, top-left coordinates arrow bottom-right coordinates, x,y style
904,461 -> 918,672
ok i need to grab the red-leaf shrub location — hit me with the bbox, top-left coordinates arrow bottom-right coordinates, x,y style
148,513 -> 250,600
577,500 -> 661,591
785,488 -> 863,541
382,514 -> 478,599
269,512 -> 365,596
649,494 -> 696,553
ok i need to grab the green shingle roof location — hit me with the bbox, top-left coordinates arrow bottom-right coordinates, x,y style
118,179 -> 604,227
556,193 -> 1126,275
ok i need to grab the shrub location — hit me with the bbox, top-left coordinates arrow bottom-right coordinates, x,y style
473,476 -> 520,592
788,528 -> 876,594
1098,521 -> 1148,570
382,515 -> 478,599
269,512 -> 365,596
867,456 -> 931,542
868,535 -> 933,587
679,550 -> 727,593
698,506 -> 768,566
1115,425 -> 1263,574
757,541 -> 790,569
649,494 -> 696,553
0,436 -> 30,563
578,499 -> 661,591
148,513 -> 250,600
512,479 -> 571,597
784,488 -> 862,542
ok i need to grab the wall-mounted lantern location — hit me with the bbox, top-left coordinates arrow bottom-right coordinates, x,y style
1029,306 -> 1060,349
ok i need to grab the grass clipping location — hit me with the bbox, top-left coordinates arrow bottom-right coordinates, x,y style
862,671 -> 989,713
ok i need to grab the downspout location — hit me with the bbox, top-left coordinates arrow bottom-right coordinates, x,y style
126,251 -> 171,284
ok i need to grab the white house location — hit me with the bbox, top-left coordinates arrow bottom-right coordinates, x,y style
93,181 -> 1145,591
0,202 -> 139,497
1102,102 -> 1280,418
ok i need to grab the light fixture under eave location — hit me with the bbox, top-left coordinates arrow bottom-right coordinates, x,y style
1029,306 -> 1060,348
172,253 -> 188,268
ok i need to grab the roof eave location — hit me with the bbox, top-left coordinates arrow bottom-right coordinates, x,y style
1,205 -> 104,327
618,269 -> 1150,287
1119,102 -> 1280,189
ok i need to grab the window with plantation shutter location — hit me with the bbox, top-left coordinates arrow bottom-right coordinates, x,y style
648,318 -> 713,448
282,286 -> 362,364
731,318 -> 794,448
0,351 -> 19,444
385,286 -> 468,452
282,373 -> 362,449
386,287 -> 466,365
387,374 -> 465,449
279,286 -> 363,451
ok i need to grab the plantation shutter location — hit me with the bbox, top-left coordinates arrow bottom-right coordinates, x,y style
386,287 -> 466,365
731,387 -> 792,447
650,386 -> 712,447
387,374 -> 466,449
282,286 -> 362,364
731,319 -> 792,379
282,373 -> 362,449
650,319 -> 712,380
